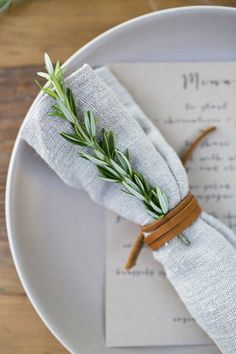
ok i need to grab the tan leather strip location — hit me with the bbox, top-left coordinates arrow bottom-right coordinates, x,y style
144,195 -> 198,246
124,231 -> 144,270
124,126 -> 216,270
141,193 -> 193,233
148,205 -> 201,250
181,126 -> 216,166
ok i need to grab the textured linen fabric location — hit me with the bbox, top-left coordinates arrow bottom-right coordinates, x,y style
21,64 -> 236,354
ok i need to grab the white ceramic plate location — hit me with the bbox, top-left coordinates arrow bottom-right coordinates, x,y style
6,6 -> 236,354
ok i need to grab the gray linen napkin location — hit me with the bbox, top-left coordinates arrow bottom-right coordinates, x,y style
21,64 -> 236,354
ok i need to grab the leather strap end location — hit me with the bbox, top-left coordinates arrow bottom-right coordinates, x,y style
124,231 -> 144,270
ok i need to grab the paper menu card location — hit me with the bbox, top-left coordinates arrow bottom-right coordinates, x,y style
105,62 -> 236,347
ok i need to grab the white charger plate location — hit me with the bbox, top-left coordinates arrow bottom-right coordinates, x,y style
6,6 -> 236,354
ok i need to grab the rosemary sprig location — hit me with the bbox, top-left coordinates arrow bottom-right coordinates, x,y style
36,54 -> 190,245
0,0 -> 21,13
0,0 -> 11,12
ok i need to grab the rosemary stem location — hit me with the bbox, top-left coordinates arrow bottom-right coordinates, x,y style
178,233 -> 191,246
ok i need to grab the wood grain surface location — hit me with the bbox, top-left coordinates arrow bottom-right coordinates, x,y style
0,0 -> 235,353
0,65 -> 67,354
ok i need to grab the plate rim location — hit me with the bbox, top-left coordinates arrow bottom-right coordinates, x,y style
5,5 -> 236,352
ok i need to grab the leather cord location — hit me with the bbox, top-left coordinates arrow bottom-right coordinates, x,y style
124,126 -> 216,270
143,192 -> 201,250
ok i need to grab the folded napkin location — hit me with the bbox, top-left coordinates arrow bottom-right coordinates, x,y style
22,64 -> 236,354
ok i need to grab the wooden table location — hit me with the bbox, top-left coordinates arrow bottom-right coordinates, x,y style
0,1 -> 235,353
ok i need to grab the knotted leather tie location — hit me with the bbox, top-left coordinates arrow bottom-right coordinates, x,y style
125,126 -> 216,270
